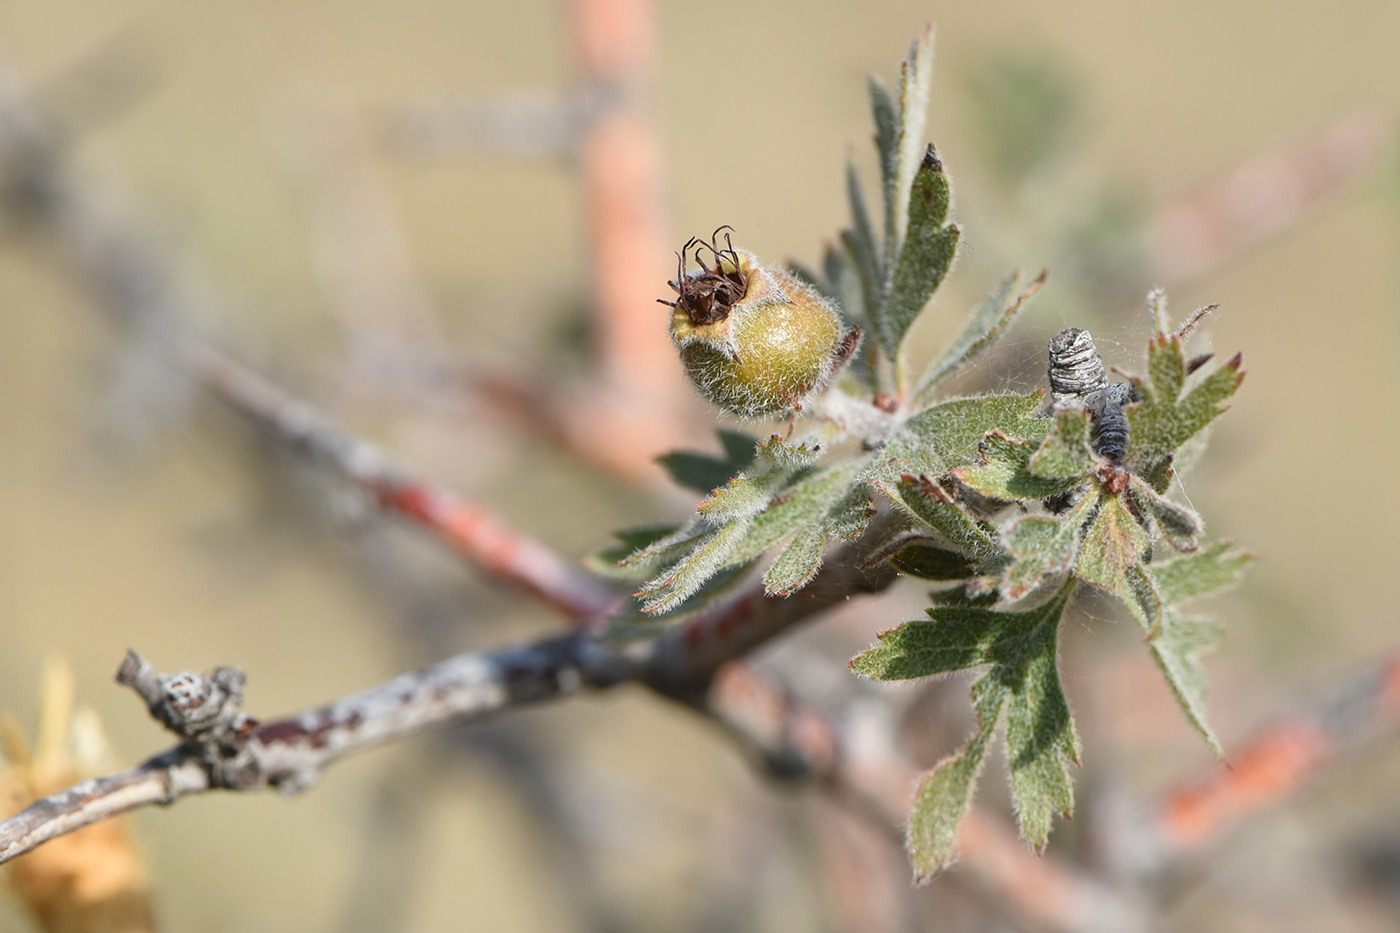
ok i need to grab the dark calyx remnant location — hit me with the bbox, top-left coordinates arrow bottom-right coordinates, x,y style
658,226 -> 748,326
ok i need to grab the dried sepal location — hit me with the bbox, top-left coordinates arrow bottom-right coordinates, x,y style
1,656 -> 154,932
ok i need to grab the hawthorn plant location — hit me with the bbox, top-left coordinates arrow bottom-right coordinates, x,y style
610,28 -> 1250,879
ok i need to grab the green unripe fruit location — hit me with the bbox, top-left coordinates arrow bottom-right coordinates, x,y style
660,230 -> 860,419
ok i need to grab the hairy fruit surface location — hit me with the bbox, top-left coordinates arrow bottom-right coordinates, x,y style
662,231 -> 858,418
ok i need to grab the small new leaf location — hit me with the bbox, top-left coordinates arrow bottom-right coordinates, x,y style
888,476 -> 1001,563
588,525 -> 680,579
953,431 -> 1079,501
763,479 -> 875,597
1027,409 -> 1097,480
730,463 -> 867,566
1127,336 -> 1244,490
636,520 -> 753,614
1128,476 -> 1202,552
999,494 -> 1093,601
764,522 -> 828,596
1073,492 -> 1149,600
756,434 -> 822,471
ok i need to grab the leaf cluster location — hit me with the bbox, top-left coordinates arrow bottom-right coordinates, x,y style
601,29 -> 1251,877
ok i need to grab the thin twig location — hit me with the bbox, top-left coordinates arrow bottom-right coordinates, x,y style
182,341 -> 624,625
0,535 -> 894,867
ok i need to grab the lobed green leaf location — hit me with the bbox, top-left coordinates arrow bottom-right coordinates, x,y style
909,680 -> 1005,877
1001,613 -> 1080,849
1027,409 -> 1096,480
1127,337 -> 1244,489
1149,611 -> 1225,756
1128,476 -> 1201,552
1146,540 -> 1253,606
1073,493 -> 1149,600
953,431 -> 1079,501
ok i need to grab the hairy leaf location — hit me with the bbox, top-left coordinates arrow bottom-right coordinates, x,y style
869,73 -> 900,235
909,679 -> 1004,877
886,27 -> 937,261
1121,547 -> 1239,756
999,494 -> 1092,601
762,479 -> 876,596
616,520 -> 713,569
851,586 -> 1072,682
827,483 -> 877,542
1147,541 -> 1253,606
1128,476 -> 1202,552
1073,493 -> 1148,600
1002,603 -> 1081,849
1027,409 -> 1096,480
697,472 -> 784,525
588,525 -> 680,578
891,540 -> 976,580
888,476 -> 1001,562
657,429 -> 758,493
764,521 -> 828,596
873,392 -> 1047,484
844,160 -> 883,322
825,244 -> 866,324
881,146 -> 960,358
953,431 -> 1079,501
853,585 -> 1078,857
1151,611 -> 1225,756
1127,336 -> 1244,490
636,520 -> 754,614
915,269 -> 1046,401
728,462 -> 867,566
756,434 -> 822,470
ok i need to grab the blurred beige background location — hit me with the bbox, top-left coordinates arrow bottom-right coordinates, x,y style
2,0 -> 1400,930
